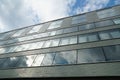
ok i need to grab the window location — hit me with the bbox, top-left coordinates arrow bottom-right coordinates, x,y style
72,15 -> 87,24
79,23 -> 95,30
79,35 -> 87,43
49,31 -> 56,36
28,25 -> 42,34
12,29 -> 26,37
0,58 -> 8,68
0,31 -> 12,40
79,33 -> 99,43
78,48 -> 105,63
56,29 -> 63,35
53,50 -> 76,65
95,20 -> 114,27
42,40 -> 52,48
16,55 -> 37,67
35,41 -> 44,49
69,36 -> 77,44
99,29 -> 120,40
60,37 -> 69,45
32,54 -> 45,66
50,39 -> 60,47
103,45 -> 120,61
88,33 -> 99,42
63,27 -> 78,33
97,8 -> 118,19
48,20 -> 63,29
113,18 -> 120,24
41,53 -> 56,66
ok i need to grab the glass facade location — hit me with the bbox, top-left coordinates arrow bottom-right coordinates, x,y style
0,5 -> 120,71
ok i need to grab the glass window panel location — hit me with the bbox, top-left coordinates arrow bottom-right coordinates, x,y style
72,15 -> 87,24
50,39 -> 60,47
36,41 -> 44,49
99,32 -> 111,40
7,57 -> 21,68
21,44 -> 30,51
0,32 -> 12,40
56,29 -> 63,35
28,43 -> 38,50
69,36 -> 77,44
110,30 -> 120,38
63,27 -> 78,33
12,29 -> 26,37
79,35 -> 87,43
60,37 -> 69,45
42,40 -> 52,48
41,53 -> 56,66
32,54 -> 45,66
28,25 -> 42,34
0,58 -> 10,69
78,48 -> 105,63
16,55 -> 37,67
97,8 -> 117,19
48,20 -> 63,29
0,48 -> 6,54
113,18 -> 120,24
0,58 -> 9,69
40,33 -> 49,38
88,33 -> 99,42
49,31 -> 56,36
79,23 -> 95,30
95,20 -> 114,27
103,45 -> 120,61
53,51 -> 76,65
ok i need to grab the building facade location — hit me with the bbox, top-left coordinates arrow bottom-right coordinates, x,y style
0,5 -> 120,78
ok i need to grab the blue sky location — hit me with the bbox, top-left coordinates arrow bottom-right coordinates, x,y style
0,0 -> 120,33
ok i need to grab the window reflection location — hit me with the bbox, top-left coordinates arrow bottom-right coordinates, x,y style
97,8 -> 118,19
28,25 -> 42,34
16,55 -> 37,67
113,18 -> 120,24
79,24 -> 95,31
41,53 -> 56,66
53,51 -> 76,65
48,20 -> 63,29
103,45 -> 120,61
78,48 -> 105,63
95,20 -> 114,27
32,54 -> 45,66
72,15 -> 87,24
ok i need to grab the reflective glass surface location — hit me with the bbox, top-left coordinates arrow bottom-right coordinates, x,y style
50,39 -> 60,47
78,48 -> 105,63
79,24 -> 95,30
60,37 -> 69,45
12,29 -> 26,37
95,20 -> 114,27
113,18 -> 120,24
48,20 -> 63,29
103,45 -> 120,61
53,51 -> 76,65
97,8 -> 117,19
69,36 -> 77,44
41,53 -> 56,66
72,15 -> 87,24
28,25 -> 42,34
32,54 -> 45,66
63,27 -> 78,33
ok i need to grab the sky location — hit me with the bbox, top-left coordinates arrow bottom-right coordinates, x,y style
0,0 -> 120,33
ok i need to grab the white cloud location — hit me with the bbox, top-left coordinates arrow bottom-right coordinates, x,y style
75,0 -> 110,14
0,0 -> 76,32
25,0 -> 76,22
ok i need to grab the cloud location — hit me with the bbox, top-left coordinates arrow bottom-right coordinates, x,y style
0,0 -> 76,32
25,0 -> 76,22
75,0 -> 110,14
